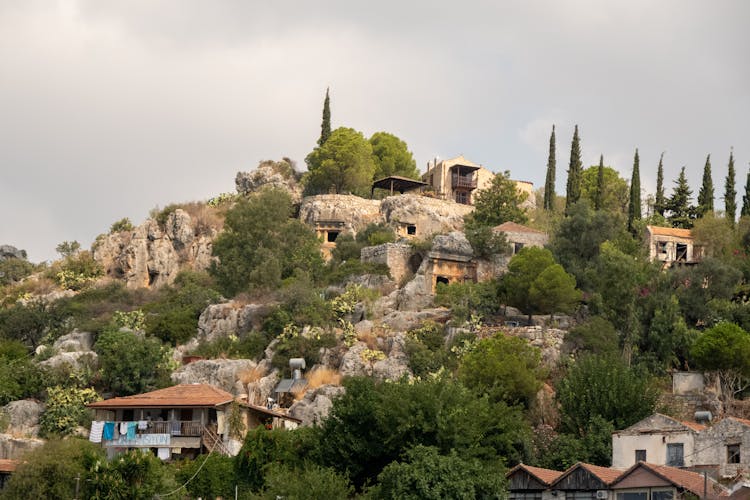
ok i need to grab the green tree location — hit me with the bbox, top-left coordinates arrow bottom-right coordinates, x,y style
697,154 -> 714,216
671,257 -> 742,327
743,169 -> 750,217
0,439 -> 103,500
654,153 -> 666,216
0,299 -> 62,350
109,217 -> 134,234
642,294 -> 692,371
0,340 -> 42,405
543,125 -> 556,211
502,247 -> 556,321
565,125 -> 583,212
305,127 -> 376,196
175,454 -> 237,499
581,164 -> 628,214
557,354 -> 658,434
94,328 -> 171,396
210,188 -> 323,296
253,463 -> 353,500
691,322 -> 750,399
369,132 -> 419,180
0,256 -> 34,286
691,212 -> 734,258
458,334 -> 546,408
594,155 -> 605,211
628,148 -> 642,232
725,149 -> 737,225
55,240 -> 81,258
318,87 -> 331,146
529,264 -> 582,318
666,167 -> 696,229
85,449 -> 175,499
39,386 -> 100,437
470,170 -> 529,226
563,317 -> 620,357
370,446 -> 505,500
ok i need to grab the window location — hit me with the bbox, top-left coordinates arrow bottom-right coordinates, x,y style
728,444 -> 741,464
616,493 -> 647,500
635,449 -> 647,462
666,443 -> 684,467
656,241 -> 668,254
407,225 -> 416,235
514,242 -> 525,254
327,231 -> 339,243
455,191 -> 469,204
651,490 -> 673,500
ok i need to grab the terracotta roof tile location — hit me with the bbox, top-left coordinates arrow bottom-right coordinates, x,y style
647,225 -> 694,239
88,384 -> 234,409
507,463 -> 563,485
0,459 -> 19,473
493,221 -> 545,234
726,416 -> 750,427
680,420 -> 707,432
642,463 -> 727,499
580,462 -> 624,484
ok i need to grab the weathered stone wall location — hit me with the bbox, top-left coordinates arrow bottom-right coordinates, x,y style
380,195 -> 472,238
360,243 -> 414,284
299,195 -> 381,236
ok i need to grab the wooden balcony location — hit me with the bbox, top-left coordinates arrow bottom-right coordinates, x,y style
451,175 -> 477,190
105,420 -> 204,438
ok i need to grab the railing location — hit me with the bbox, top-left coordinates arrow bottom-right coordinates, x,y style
451,175 -> 477,189
202,426 -> 231,456
103,420 -> 203,438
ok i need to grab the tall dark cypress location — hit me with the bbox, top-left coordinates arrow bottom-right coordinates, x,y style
742,170 -> 750,218
667,167 -> 694,229
628,148 -> 641,231
654,153 -> 665,216
594,154 -> 605,211
318,87 -> 331,146
724,149 -> 737,226
565,125 -> 583,212
697,154 -> 714,216
543,125 -> 556,211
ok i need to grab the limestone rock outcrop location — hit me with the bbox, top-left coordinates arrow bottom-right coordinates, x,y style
235,159 -> 302,203
288,384 -> 345,426
197,302 -> 274,344
299,195 -> 381,234
1,399 -> 44,438
0,245 -> 26,261
0,434 -> 44,460
93,209 -> 216,289
171,359 -> 258,394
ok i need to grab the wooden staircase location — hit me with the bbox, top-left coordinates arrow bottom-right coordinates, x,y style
201,426 -> 231,456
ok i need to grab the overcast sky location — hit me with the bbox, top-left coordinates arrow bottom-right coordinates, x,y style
1,1 -> 748,262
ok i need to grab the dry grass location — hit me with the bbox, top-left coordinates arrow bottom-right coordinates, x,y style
358,331 -> 380,351
179,202 -> 225,235
238,365 -> 267,386
293,367 -> 342,400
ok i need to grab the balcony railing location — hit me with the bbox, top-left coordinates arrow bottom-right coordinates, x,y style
451,175 -> 477,189
103,420 -> 204,439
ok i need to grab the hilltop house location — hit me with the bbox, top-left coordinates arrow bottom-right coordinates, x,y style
612,414 -> 705,469
645,226 -> 703,267
87,384 -> 300,460
422,155 -> 495,205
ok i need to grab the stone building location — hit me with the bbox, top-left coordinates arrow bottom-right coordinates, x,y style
612,414 -> 705,469
493,221 -> 549,256
421,155 -> 495,205
645,226 -> 703,268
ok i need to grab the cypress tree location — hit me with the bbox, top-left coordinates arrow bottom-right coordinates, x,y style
318,87 -> 331,147
594,154 -> 605,211
543,125 -> 556,211
742,170 -> 750,218
654,153 -> 665,216
724,149 -> 737,226
666,167 -> 694,229
628,148 -> 641,231
697,154 -> 714,216
565,125 -> 583,212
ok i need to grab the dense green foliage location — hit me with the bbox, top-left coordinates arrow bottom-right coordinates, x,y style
543,125 -> 556,211
725,150 -> 737,224
471,170 -> 529,227
210,188 -> 323,296
628,148 -> 641,231
565,125 -> 583,211
581,163 -> 628,214
305,127 -> 377,196
370,131 -> 419,181
319,87 -> 331,146
697,154 -> 715,216
655,153 -> 666,216
666,167 -> 696,228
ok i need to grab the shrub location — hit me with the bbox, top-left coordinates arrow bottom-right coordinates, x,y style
95,328 -> 171,396
255,463 -> 353,500
0,257 -> 35,286
39,386 -> 100,437
51,251 -> 104,291
176,454 -> 236,499
271,329 -> 337,372
109,217 -> 135,234
192,331 -> 270,360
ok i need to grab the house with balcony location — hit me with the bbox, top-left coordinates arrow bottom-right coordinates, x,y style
87,383 -> 300,460
422,155 -> 495,205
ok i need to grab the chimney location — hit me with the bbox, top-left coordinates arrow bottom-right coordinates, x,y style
289,358 -> 306,380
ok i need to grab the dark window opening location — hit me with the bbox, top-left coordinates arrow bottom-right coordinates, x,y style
728,444 -> 741,464
327,231 -> 340,243
657,241 -> 668,254
635,449 -> 647,462
181,408 -> 193,421
123,409 -> 134,421
455,191 -> 469,204
676,243 -> 688,262
148,270 -> 159,286
407,225 -> 416,235
666,443 -> 684,467
514,242 -> 525,254
436,276 -> 450,287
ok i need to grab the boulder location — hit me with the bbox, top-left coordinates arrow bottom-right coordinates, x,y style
430,231 -> 473,258
0,245 -> 26,261
0,434 -> 44,460
379,194 -> 473,238
39,351 -> 98,373
288,384 -> 345,426
52,330 -> 94,352
378,308 -> 451,332
247,371 -> 280,407
372,334 -> 412,381
235,159 -> 302,203
171,359 -> 257,394
299,195 -> 381,235
338,342 -> 370,377
197,302 -> 273,343
1,400 -> 44,437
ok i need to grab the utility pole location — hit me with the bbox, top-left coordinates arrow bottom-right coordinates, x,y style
75,473 -> 80,500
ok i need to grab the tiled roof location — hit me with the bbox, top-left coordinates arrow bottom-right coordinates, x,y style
507,463 -> 563,485
634,463 -> 727,499
680,420 -> 707,432
726,416 -> 750,427
647,225 -> 693,239
493,221 -> 545,234
0,459 -> 19,473
88,384 -> 234,409
579,462 -> 624,484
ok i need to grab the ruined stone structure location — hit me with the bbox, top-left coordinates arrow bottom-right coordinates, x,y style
645,225 -> 703,267
360,243 -> 417,284
493,221 -> 549,256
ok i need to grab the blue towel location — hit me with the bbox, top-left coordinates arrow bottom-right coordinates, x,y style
103,422 -> 115,440
127,421 -> 136,440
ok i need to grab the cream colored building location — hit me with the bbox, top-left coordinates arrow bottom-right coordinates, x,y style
612,414 -> 705,469
645,226 -> 703,267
